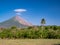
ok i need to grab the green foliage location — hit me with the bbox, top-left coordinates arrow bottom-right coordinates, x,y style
41,18 -> 46,30
11,26 -> 17,29
0,26 -> 60,39
41,18 -> 46,25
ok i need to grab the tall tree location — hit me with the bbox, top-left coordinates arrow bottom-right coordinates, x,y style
41,18 -> 46,30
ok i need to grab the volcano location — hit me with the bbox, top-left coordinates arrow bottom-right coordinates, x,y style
0,15 -> 32,28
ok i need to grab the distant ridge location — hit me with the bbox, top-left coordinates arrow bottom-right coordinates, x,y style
0,15 -> 32,28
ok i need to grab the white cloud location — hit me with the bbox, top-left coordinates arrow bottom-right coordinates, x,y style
14,9 -> 27,12
16,13 -> 21,15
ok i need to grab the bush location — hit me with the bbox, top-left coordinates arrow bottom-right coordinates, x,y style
0,26 -> 60,39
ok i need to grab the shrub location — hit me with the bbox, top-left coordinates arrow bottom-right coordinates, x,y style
0,26 -> 60,39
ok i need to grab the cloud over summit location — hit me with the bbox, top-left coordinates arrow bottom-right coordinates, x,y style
14,9 -> 27,12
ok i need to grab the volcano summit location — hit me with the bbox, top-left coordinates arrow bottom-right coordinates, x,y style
0,15 -> 32,28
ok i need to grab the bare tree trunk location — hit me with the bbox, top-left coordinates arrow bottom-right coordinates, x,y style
41,24 -> 44,30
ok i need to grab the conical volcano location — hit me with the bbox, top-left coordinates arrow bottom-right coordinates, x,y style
0,15 -> 32,28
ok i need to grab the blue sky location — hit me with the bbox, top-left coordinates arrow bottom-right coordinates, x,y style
0,0 -> 60,25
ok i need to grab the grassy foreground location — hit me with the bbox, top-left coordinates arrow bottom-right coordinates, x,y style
0,39 -> 60,45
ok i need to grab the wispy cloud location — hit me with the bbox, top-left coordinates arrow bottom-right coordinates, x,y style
14,9 -> 27,12
14,9 -> 27,15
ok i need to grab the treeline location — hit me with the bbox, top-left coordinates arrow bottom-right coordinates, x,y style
0,26 -> 60,39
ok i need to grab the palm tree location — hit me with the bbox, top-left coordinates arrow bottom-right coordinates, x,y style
41,18 -> 46,26
41,18 -> 46,30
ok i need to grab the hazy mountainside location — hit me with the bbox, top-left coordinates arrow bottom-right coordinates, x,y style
0,15 -> 32,28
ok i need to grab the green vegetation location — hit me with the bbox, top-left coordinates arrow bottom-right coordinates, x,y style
0,26 -> 60,39
41,18 -> 46,30
41,18 -> 46,26
0,18 -> 60,39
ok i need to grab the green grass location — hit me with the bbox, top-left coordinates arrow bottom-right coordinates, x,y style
0,39 -> 60,45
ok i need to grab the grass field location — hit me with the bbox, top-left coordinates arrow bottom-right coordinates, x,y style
0,39 -> 60,45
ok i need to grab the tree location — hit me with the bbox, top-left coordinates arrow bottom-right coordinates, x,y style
41,18 -> 46,30
11,26 -> 17,29
41,18 -> 46,26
